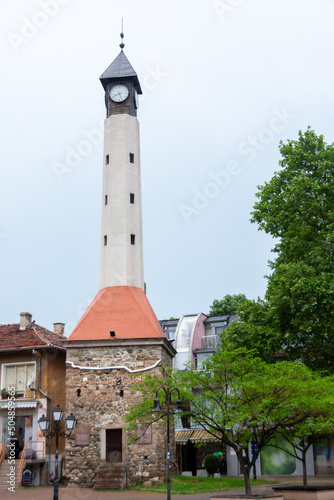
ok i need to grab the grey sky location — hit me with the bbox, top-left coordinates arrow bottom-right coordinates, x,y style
1,0 -> 333,334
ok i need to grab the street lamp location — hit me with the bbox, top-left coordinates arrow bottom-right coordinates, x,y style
247,418 -> 257,480
152,387 -> 182,500
38,405 -> 77,500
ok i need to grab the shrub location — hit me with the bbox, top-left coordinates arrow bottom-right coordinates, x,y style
204,454 -> 219,477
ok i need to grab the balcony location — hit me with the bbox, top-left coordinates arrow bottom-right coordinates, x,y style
199,335 -> 218,350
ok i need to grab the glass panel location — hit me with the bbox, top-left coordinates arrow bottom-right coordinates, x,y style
196,353 -> 211,371
176,316 -> 197,349
166,326 -> 176,341
16,365 -> 26,394
3,364 -> 35,393
215,326 -> 226,334
5,366 -> 15,388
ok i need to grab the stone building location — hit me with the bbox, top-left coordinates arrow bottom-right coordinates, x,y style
63,36 -> 175,489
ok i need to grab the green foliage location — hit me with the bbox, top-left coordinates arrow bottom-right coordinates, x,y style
275,373 -> 334,486
126,347 -> 330,496
125,366 -> 189,442
223,299 -> 281,362
208,294 -> 248,316
251,128 -> 334,259
204,454 -> 220,476
229,128 -> 334,373
179,348 -> 334,495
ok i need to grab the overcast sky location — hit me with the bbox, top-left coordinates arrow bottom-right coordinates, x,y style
1,0 -> 333,334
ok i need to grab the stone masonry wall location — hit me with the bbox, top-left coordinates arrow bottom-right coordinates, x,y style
65,342 -> 173,489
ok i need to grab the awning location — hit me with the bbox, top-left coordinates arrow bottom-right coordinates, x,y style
0,401 -> 38,410
175,430 -> 193,444
175,429 -> 221,444
189,430 -> 220,442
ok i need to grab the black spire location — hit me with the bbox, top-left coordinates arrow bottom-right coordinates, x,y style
120,19 -> 125,50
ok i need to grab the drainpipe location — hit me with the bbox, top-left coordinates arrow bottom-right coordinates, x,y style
32,349 -> 53,485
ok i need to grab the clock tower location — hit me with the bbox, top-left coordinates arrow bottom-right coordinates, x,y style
65,34 -> 175,490
99,43 -> 144,290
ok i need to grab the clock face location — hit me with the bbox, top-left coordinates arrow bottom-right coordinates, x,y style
109,84 -> 129,103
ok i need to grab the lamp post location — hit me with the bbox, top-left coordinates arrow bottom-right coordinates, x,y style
38,405 -> 77,500
247,419 -> 257,480
152,387 -> 182,500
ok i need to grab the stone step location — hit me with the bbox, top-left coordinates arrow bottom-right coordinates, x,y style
95,464 -> 127,490
94,481 -> 127,489
97,470 -> 126,476
0,460 -> 24,489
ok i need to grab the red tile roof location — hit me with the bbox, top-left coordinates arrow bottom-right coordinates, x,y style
0,323 -> 65,351
67,286 -> 166,341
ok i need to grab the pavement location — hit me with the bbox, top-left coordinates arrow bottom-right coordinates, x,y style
2,476 -> 334,500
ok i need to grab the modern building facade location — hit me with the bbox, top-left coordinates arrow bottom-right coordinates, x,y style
161,313 -> 329,479
160,313 -> 236,475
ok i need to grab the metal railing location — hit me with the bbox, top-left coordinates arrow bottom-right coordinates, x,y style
17,441 -> 45,485
0,442 -> 5,465
200,335 -> 218,350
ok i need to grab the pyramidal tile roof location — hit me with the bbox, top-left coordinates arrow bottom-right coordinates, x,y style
67,286 -> 166,342
0,323 -> 65,351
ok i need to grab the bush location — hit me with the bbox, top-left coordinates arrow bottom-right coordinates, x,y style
204,454 -> 219,477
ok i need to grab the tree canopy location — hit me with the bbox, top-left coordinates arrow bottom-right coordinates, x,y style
208,294 -> 248,316
224,299 -> 281,363
229,129 -> 334,373
275,373 -> 334,487
126,347 -> 332,496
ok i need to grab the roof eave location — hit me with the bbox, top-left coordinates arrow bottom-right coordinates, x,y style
100,75 -> 142,94
0,345 -> 66,354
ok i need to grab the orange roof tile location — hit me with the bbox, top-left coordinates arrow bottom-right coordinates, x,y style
67,286 -> 166,341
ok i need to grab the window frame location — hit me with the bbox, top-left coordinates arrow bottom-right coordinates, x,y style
1,361 -> 36,395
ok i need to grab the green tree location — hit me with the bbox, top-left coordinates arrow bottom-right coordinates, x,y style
126,348 -> 321,496
233,128 -> 334,372
272,373 -> 334,487
224,299 -> 281,363
208,294 -> 248,316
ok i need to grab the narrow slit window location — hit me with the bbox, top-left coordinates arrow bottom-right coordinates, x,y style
106,154 -> 109,165
130,193 -> 135,204
129,153 -> 134,163
105,195 -> 108,205
104,235 -> 107,246
130,234 -> 135,245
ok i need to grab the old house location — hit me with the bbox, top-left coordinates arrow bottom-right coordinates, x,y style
0,312 -> 66,488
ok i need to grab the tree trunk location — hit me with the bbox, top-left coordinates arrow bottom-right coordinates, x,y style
237,451 -> 252,496
302,451 -> 308,487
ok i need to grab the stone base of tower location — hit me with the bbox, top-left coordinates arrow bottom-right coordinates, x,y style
64,339 -> 174,489
63,287 -> 175,489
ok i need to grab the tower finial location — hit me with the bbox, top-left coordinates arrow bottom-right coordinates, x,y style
120,18 -> 125,50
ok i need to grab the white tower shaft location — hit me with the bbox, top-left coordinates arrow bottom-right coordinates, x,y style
100,113 -> 144,290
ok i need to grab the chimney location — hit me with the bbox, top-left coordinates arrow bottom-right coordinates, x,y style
20,312 -> 32,331
53,323 -> 65,337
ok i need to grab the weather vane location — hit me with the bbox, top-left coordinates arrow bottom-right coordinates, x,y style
120,18 -> 125,50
